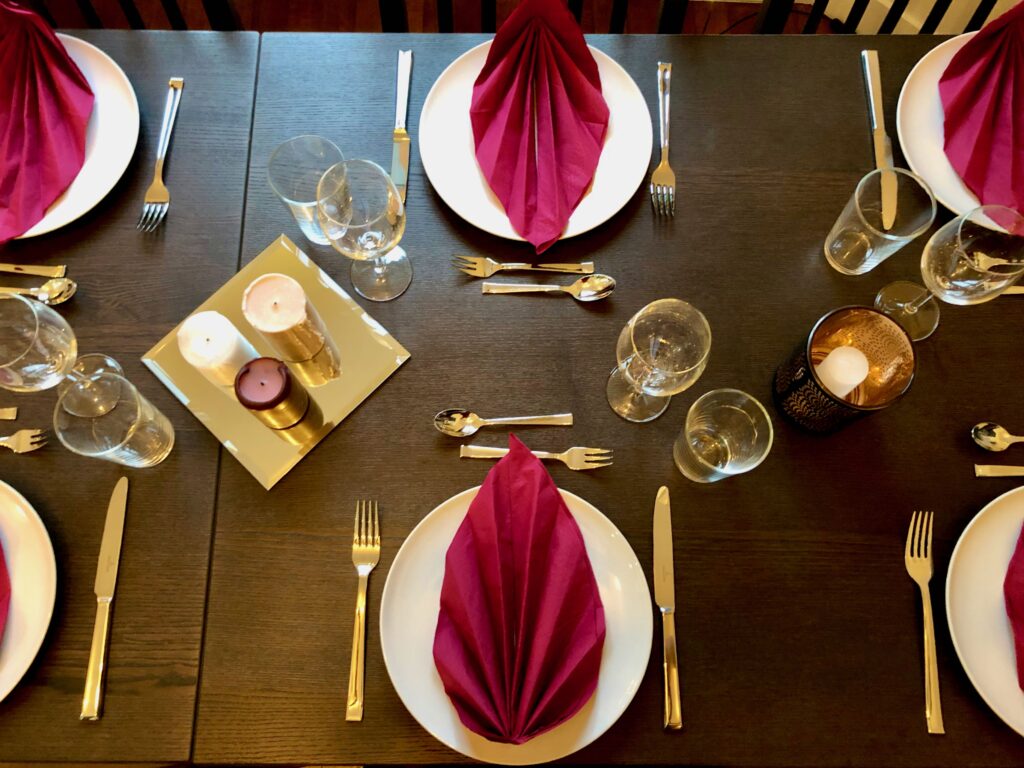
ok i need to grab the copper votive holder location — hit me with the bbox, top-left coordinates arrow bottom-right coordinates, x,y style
773,306 -> 916,433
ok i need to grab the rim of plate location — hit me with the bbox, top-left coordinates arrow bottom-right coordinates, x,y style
945,484 -> 1024,738
895,32 -> 976,217
0,480 -> 58,704
379,484 -> 652,764
418,40 -> 652,243
17,34 -> 140,239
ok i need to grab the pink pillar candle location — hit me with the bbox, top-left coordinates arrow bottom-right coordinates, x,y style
241,273 -> 331,363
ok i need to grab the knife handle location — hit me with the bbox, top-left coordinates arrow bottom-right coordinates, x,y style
81,598 -> 112,720
975,465 -> 1024,477
661,609 -> 682,730
860,50 -> 884,132
395,50 -> 412,130
0,262 -> 66,278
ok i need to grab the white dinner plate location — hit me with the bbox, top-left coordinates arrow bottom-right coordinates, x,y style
946,486 -> 1024,737
418,41 -> 653,243
17,34 -> 140,239
896,32 -> 978,217
380,486 -> 652,764
0,481 -> 57,704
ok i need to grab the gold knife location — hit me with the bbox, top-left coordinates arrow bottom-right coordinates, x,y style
81,477 -> 129,721
1005,286 -> 1024,295
861,50 -> 897,231
390,50 -> 413,203
653,485 -> 682,730
0,407 -> 16,420
0,262 -> 66,278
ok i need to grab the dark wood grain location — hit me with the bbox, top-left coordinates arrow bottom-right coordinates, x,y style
0,31 -> 257,762
192,33 -> 1024,766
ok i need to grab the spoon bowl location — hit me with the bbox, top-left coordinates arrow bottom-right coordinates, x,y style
566,274 -> 616,302
32,278 -> 77,306
434,409 -> 485,437
971,422 -> 1024,452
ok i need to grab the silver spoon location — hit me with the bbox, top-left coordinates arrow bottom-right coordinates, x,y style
481,274 -> 616,302
433,409 -> 573,438
0,278 -> 78,306
972,422 -> 1024,452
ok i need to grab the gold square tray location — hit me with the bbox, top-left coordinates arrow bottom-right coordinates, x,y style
143,235 -> 410,489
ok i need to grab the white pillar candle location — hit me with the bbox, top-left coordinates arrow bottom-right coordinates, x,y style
241,273 -> 329,363
815,345 -> 870,399
177,311 -> 258,387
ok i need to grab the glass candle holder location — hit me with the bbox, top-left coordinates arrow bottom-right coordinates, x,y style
773,306 -> 915,433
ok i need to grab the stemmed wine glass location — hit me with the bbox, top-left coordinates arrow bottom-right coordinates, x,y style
606,299 -> 712,423
875,205 -> 1024,341
317,159 -> 410,302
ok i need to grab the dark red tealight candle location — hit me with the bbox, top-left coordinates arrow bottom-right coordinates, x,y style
234,357 -> 309,429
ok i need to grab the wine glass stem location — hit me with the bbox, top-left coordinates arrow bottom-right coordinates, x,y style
904,289 -> 934,315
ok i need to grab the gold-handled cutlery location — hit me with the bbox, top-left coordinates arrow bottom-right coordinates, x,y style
138,77 -> 184,232
971,422 -> 1024,452
346,500 -> 380,722
0,428 -> 47,453
390,51 -> 412,203
82,476 -> 129,720
434,409 -> 573,437
975,465 -> 1024,477
481,274 -> 616,302
861,50 -> 897,230
0,407 -> 17,420
459,444 -> 612,470
904,510 -> 944,735
1005,286 -> 1024,295
0,263 -> 66,278
653,486 -> 682,730
650,62 -> 675,216
0,277 -> 78,306
453,254 -> 595,277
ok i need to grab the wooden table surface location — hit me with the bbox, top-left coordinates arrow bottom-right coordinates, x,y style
3,29 -> 1024,768
0,30 -> 258,763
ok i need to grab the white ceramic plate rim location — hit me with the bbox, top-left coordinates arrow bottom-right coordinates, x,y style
0,480 -> 58,704
946,485 -> 1024,737
17,34 -> 140,239
379,485 -> 653,764
418,40 -> 653,242
896,32 -> 979,217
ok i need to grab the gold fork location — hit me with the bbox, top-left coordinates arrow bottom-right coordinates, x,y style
0,429 -> 47,454
137,78 -> 184,232
452,254 -> 595,278
650,62 -> 676,217
904,510 -> 944,735
346,500 -> 380,722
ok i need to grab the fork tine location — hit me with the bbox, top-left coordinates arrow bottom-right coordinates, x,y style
452,254 -> 476,266
353,501 -> 360,546
905,511 -> 915,560
30,431 -> 48,444
924,511 -> 933,559
136,204 -> 150,230
148,205 -> 168,232
914,510 -> 925,558
373,500 -> 380,548
456,267 -> 480,278
583,461 -> 613,469
660,187 -> 668,216
585,449 -> 613,457
668,187 -> 675,215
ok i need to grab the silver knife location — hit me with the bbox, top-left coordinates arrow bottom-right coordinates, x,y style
861,50 -> 897,230
81,476 -> 129,721
391,50 -> 413,203
653,485 -> 682,730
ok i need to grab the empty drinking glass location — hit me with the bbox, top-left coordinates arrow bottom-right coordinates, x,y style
875,205 -> 1024,341
674,389 -> 773,483
317,159 -> 410,302
268,135 -> 344,246
606,299 -> 711,423
54,372 -> 174,467
824,168 -> 936,275
0,293 -> 77,391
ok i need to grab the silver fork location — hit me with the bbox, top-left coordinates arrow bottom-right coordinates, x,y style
0,429 -> 48,454
650,62 -> 675,217
459,444 -> 613,471
346,500 -> 380,722
453,254 -> 595,278
904,510 -> 944,735
137,77 -> 184,232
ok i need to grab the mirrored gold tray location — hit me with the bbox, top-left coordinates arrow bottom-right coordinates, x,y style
143,235 -> 410,489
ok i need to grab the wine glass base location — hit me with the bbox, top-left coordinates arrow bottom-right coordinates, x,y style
606,365 -> 670,423
351,247 -> 412,302
875,280 -> 940,341
59,354 -> 124,417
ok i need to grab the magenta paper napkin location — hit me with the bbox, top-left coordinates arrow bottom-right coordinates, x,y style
0,0 -> 94,243
1005,521 -> 1024,689
433,434 -> 605,744
939,1 -> 1024,215
0,542 -> 9,645
470,0 -> 610,254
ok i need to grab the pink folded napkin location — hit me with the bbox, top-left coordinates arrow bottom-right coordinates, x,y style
0,542 -> 10,646
1005,521 -> 1024,690
939,1 -> 1024,215
433,434 -> 605,744
470,0 -> 610,254
0,0 -> 94,243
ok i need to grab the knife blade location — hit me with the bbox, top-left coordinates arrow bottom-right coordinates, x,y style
81,476 -> 128,720
653,486 -> 682,730
391,50 -> 413,203
861,50 -> 897,230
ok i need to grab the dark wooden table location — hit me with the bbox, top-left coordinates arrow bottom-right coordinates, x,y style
0,30 -> 258,763
190,32 -> 1024,767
